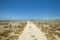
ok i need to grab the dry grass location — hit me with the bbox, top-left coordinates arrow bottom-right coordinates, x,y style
31,20 -> 60,40
0,20 -> 27,40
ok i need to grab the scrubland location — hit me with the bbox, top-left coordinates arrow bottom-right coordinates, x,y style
0,20 -> 27,40
0,20 -> 60,40
31,20 -> 60,40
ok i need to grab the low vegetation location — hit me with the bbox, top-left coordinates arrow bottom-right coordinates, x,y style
31,20 -> 60,40
0,20 -> 27,40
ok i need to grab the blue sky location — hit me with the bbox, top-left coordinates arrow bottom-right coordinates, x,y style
0,0 -> 60,20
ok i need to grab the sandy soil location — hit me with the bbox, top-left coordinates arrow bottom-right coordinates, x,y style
17,21 -> 47,40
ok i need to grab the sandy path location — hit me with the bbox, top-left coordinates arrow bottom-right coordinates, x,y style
17,21 -> 47,40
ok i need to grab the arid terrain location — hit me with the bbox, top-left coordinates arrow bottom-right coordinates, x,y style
31,20 -> 60,40
0,20 -> 60,40
0,20 -> 27,40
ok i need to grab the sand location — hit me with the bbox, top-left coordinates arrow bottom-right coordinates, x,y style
17,21 -> 47,40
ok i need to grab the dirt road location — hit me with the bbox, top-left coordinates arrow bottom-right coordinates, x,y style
17,21 -> 47,40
